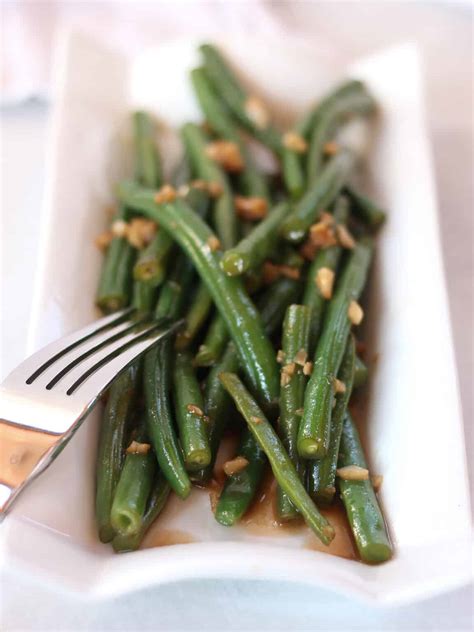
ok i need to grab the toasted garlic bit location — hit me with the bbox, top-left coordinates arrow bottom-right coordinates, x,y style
333,378 -> 346,394
207,181 -> 224,198
279,264 -> 301,280
127,218 -> 157,249
348,300 -> 364,325
187,404 -> 204,417
315,266 -> 335,300
294,348 -> 308,366
94,230 -> 113,251
295,408 -> 304,416
154,184 -> 177,204
323,141 -> 340,156
309,220 -> 337,248
280,372 -> 291,387
337,465 -> 369,481
223,456 -> 249,476
336,224 -> 356,249
299,239 -> 318,261
111,219 -> 128,238
126,441 -> 151,455
190,179 -> 223,198
234,195 -> 268,221
276,349 -> 286,364
250,415 -> 263,424
303,361 -> 313,376
282,131 -> 308,154
244,95 -> 270,129
262,261 -> 281,285
206,235 -> 222,252
205,140 -> 244,172
371,474 -> 383,492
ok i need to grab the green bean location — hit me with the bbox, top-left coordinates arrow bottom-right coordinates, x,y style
95,364 -> 138,542
214,426 -> 267,526
219,373 -> 335,545
173,351 -> 211,470
302,195 -> 350,354
257,275 -> 304,339
281,107 -> 320,198
280,150 -> 355,243
181,122 -> 237,249
353,354 -> 369,388
192,267 -> 306,487
277,305 -> 311,521
133,111 -> 162,188
96,215 -> 135,313
110,419 -> 155,536
307,335 -> 355,505
190,342 -> 241,486
133,231 -> 172,285
346,186 -> 386,229
143,263 -> 194,499
338,413 -> 392,563
131,278 -> 156,315
194,314 -> 228,367
307,87 -> 376,184
112,472 -> 171,553
298,238 -> 373,458
118,181 -> 279,408
190,67 -> 269,201
144,341 -> 191,499
221,202 -> 289,276
199,44 -> 282,153
176,282 -> 213,349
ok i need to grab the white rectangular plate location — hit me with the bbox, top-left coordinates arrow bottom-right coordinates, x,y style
1,30 -> 471,606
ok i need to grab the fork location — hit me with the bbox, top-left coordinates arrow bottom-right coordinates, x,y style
0,309 -> 183,520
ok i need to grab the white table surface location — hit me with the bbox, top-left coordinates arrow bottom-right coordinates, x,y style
1,3 -> 472,630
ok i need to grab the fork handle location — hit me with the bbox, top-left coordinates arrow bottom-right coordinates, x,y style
0,420 -> 59,519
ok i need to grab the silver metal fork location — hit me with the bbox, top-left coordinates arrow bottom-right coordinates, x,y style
0,309 -> 183,521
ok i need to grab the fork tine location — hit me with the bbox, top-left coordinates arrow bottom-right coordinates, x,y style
67,318 -> 184,404
44,316 -> 149,390
25,308 -> 135,384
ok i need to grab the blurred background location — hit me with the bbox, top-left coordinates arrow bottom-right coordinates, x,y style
1,1 -> 472,630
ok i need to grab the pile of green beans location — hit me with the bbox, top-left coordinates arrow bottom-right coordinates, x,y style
93,43 -> 392,564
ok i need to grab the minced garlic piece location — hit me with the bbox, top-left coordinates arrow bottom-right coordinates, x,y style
333,378 -> 346,394
251,416 -> 263,424
205,140 -> 244,172
234,196 -> 268,221
283,362 -> 296,377
336,224 -> 356,249
348,300 -> 364,325
262,261 -> 281,285
337,465 -> 369,481
315,267 -> 335,299
95,230 -> 113,251
295,408 -> 304,416
126,441 -> 151,455
111,219 -> 128,238
280,372 -> 291,387
206,235 -> 221,252
154,184 -> 177,204
303,361 -> 313,376
323,141 -> 340,156
276,349 -> 286,364
223,456 -> 249,476
294,348 -> 308,366
371,474 -> 383,492
187,404 -> 204,417
207,181 -> 224,198
244,95 -> 270,129
177,184 -> 190,197
299,239 -> 318,261
282,131 -> 308,153
309,221 -> 337,248
279,264 -> 301,280
127,218 -> 157,249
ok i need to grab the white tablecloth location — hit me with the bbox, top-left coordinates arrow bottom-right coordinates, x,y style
1,2 -> 472,630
